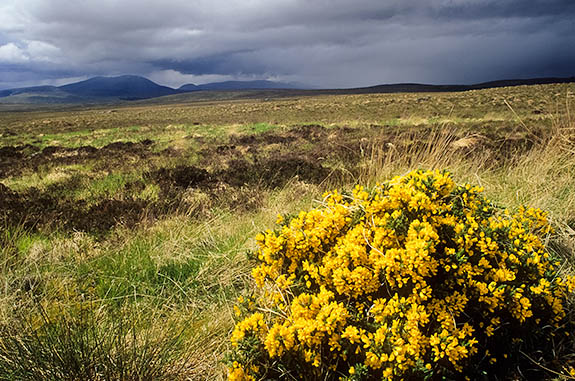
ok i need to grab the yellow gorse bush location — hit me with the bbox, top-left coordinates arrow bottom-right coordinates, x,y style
228,170 -> 575,380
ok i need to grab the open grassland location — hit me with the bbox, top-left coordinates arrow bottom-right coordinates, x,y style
0,83 -> 575,380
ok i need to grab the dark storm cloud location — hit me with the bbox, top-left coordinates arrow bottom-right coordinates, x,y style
0,0 -> 574,89
429,0 -> 575,20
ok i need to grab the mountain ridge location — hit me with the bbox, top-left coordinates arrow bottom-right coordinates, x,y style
0,76 -> 301,103
0,75 -> 574,104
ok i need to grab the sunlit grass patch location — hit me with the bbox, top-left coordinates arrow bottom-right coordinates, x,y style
74,172 -> 135,201
2,164 -> 91,192
239,122 -> 278,134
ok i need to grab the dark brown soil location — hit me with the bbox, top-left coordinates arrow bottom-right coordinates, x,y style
0,140 -> 161,178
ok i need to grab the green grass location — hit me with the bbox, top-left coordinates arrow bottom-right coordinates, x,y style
75,172 -> 135,201
0,183 -> 322,377
239,122 -> 278,134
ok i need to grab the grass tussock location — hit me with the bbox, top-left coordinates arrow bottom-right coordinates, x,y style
0,305 -> 191,381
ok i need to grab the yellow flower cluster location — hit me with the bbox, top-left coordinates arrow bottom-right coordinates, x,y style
228,170 -> 575,380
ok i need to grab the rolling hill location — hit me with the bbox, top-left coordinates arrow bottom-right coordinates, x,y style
0,86 -> 103,104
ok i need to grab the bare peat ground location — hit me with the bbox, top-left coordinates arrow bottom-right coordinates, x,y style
0,121 -> 540,234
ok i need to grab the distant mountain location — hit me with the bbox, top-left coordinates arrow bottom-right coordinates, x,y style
60,75 -> 179,100
0,75 -> 573,105
0,75 -> 181,103
179,80 -> 300,91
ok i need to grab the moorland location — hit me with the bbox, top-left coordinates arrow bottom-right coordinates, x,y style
0,82 -> 574,379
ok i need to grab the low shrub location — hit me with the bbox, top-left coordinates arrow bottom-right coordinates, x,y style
227,170 -> 575,380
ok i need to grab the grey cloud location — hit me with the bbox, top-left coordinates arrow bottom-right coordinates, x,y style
0,0 -> 573,89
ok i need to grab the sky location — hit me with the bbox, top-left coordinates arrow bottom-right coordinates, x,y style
0,0 -> 574,90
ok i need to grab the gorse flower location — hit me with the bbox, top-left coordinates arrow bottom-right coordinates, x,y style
228,170 -> 575,380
